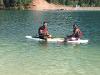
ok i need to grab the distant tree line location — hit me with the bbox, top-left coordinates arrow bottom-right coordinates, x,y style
46,0 -> 100,6
0,0 -> 100,9
0,0 -> 32,8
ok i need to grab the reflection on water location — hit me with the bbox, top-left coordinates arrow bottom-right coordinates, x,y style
0,10 -> 100,75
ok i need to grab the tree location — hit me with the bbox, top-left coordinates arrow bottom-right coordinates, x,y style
65,0 -> 69,5
89,0 -> 94,6
78,0 -> 82,6
3,0 -> 10,7
0,0 -> 4,5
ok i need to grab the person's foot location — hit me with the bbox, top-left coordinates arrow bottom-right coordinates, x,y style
48,35 -> 52,38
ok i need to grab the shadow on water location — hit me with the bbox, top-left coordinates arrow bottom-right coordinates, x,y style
38,41 -> 48,48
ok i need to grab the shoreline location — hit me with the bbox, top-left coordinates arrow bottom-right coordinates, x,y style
0,7 -> 100,11
28,6 -> 100,11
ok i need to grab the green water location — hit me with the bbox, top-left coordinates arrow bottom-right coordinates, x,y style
0,10 -> 100,75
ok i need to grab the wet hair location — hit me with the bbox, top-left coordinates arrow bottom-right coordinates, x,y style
43,21 -> 47,25
73,24 -> 76,27
73,24 -> 78,28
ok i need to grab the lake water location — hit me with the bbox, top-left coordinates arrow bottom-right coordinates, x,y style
0,10 -> 100,75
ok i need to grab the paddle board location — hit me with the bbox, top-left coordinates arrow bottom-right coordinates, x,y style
25,36 -> 88,44
25,36 -> 64,42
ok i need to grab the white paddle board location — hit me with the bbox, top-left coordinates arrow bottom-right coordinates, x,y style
25,36 -> 88,44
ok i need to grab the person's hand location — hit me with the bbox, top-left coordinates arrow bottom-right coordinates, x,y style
40,30 -> 43,33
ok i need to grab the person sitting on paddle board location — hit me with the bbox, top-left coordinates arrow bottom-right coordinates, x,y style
65,24 -> 83,41
38,22 -> 52,39
72,24 -> 83,39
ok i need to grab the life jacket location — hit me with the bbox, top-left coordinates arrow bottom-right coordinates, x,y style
75,28 -> 83,38
42,27 -> 48,35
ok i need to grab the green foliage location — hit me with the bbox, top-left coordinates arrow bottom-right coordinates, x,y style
16,0 -> 32,5
3,0 -> 32,8
46,0 -> 100,7
95,1 -> 100,6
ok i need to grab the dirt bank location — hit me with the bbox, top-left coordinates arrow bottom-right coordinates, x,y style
28,0 -> 100,11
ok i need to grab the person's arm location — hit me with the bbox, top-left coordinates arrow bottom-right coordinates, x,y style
75,29 -> 78,34
79,29 -> 83,37
38,27 -> 43,34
